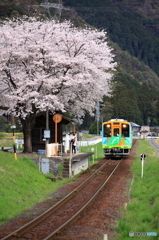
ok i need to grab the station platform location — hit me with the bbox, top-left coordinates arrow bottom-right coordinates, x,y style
62,152 -> 94,178
39,152 -> 94,178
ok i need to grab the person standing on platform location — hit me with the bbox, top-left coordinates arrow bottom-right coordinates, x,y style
70,134 -> 78,154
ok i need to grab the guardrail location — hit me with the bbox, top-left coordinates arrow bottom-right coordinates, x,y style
79,138 -> 102,146
133,136 -> 159,139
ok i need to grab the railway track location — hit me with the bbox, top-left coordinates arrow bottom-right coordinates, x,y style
2,158 -> 122,240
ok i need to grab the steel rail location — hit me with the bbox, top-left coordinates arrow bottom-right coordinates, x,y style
44,159 -> 122,239
2,160 -> 110,240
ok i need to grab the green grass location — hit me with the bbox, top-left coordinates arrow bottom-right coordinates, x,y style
0,132 -> 23,138
2,137 -> 159,240
79,133 -> 95,140
1,138 -> 159,238
0,139 -> 104,225
0,138 -> 15,147
80,141 -> 104,165
0,133 -> 5,138
0,132 -> 23,147
115,139 -> 159,240
0,151 -> 75,225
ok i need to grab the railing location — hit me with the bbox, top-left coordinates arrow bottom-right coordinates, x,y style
133,136 -> 159,139
79,138 -> 102,146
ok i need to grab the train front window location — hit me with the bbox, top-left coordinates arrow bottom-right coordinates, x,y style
104,124 -> 111,137
114,128 -> 119,136
122,124 -> 129,137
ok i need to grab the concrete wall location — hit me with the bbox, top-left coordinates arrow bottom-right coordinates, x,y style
72,157 -> 89,176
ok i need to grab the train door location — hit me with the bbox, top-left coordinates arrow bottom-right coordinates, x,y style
112,122 -> 120,136
113,128 -> 119,136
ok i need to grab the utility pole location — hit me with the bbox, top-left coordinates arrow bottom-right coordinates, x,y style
95,100 -> 105,135
96,100 -> 100,135
45,106 -> 49,145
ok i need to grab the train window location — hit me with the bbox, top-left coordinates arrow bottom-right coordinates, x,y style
122,124 -> 129,137
104,124 -> 111,137
114,128 -> 119,136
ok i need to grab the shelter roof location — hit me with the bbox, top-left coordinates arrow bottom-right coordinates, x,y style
130,122 -> 140,127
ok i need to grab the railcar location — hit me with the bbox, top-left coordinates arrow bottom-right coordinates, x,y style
102,119 -> 132,157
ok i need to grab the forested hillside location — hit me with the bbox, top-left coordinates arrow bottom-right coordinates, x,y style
102,44 -> 159,126
63,0 -> 159,77
63,0 -> 159,126
1,0 -> 159,127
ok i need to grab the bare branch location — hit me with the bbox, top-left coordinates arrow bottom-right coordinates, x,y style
0,106 -> 9,110
3,68 -> 17,89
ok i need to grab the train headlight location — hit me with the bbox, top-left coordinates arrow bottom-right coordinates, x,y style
123,124 -> 127,128
106,124 -> 111,128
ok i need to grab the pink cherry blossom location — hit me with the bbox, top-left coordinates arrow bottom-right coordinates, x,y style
0,17 -> 116,152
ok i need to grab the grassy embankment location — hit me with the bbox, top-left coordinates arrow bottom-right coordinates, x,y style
0,135 -> 103,225
115,139 -> 159,240
0,151 -> 77,225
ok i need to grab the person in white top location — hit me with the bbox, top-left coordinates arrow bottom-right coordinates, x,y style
70,133 -> 78,154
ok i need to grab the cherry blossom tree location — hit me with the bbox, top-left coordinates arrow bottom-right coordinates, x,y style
0,17 -> 116,152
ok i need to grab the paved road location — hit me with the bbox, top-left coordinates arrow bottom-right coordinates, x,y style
148,139 -> 159,156
148,139 -> 159,150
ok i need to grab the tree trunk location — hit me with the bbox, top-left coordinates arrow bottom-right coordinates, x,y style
21,115 -> 35,153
